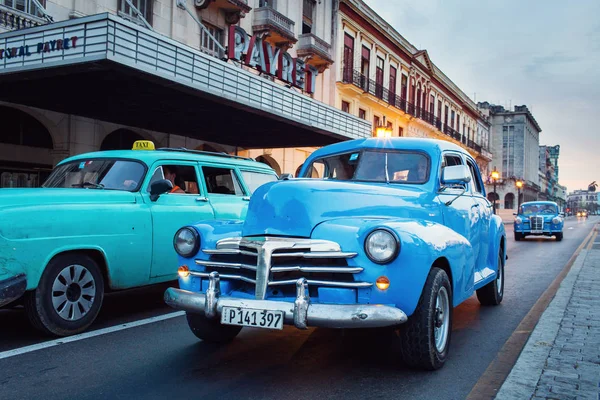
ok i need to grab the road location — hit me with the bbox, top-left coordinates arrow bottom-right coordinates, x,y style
0,216 -> 597,400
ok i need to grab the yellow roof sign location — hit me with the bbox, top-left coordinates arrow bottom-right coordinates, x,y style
132,140 -> 155,150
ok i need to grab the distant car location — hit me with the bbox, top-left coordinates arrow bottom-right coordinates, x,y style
164,137 -> 506,371
0,141 -> 278,336
514,201 -> 564,241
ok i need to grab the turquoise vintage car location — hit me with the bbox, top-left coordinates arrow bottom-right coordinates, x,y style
0,141 -> 277,336
165,137 -> 506,371
514,201 -> 564,241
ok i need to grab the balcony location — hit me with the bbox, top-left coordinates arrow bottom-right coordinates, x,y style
296,33 -> 333,71
340,67 -> 486,154
252,6 -> 296,46
0,5 -> 46,32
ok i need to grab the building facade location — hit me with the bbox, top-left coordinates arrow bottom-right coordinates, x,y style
479,102 -> 543,210
333,0 -> 492,175
567,189 -> 599,215
0,0 -> 370,187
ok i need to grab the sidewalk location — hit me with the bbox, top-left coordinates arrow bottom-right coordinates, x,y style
496,229 -> 600,400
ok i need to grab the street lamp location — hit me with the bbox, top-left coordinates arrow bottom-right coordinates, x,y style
491,167 -> 500,214
516,179 -> 524,209
375,116 -> 393,138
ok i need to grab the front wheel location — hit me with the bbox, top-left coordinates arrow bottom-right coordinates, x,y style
399,267 -> 452,370
555,233 -> 563,241
476,252 -> 504,306
24,254 -> 104,336
514,232 -> 522,241
186,312 -> 242,343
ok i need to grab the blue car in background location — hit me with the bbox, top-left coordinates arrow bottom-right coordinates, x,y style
514,201 -> 564,241
165,138 -> 507,371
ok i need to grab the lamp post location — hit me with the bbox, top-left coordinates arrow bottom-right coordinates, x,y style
491,167 -> 500,214
375,116 -> 393,138
516,179 -> 523,209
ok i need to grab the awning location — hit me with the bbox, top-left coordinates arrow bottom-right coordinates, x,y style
0,13 -> 371,148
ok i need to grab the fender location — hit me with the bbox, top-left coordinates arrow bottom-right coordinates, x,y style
487,214 -> 506,273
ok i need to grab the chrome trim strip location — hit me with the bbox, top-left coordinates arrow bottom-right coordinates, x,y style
268,279 -> 372,288
271,251 -> 357,259
189,271 -> 256,285
203,249 -> 258,257
270,266 -> 363,273
195,260 -> 257,271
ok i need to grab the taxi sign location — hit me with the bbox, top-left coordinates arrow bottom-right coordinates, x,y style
132,140 -> 155,150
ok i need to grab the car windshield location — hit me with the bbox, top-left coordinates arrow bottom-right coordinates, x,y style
304,150 -> 429,184
43,159 -> 146,191
520,204 -> 558,215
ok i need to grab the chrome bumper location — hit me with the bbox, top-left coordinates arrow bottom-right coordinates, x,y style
164,272 -> 408,329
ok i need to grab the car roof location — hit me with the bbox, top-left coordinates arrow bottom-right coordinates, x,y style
521,201 -> 558,206
58,148 -> 275,172
306,137 -> 469,161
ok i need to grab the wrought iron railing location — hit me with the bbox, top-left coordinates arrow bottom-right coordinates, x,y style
0,5 -> 46,31
341,67 -> 485,153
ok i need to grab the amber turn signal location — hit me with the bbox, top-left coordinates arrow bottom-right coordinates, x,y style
376,276 -> 390,290
178,265 -> 190,278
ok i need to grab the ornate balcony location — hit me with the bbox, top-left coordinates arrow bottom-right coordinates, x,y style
296,33 -> 333,71
252,6 -> 296,46
0,5 -> 46,32
200,0 -> 251,24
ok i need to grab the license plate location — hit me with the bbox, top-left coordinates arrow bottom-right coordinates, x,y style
530,230 -> 543,234
221,306 -> 284,330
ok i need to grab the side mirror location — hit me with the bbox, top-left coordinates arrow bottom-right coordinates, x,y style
441,165 -> 472,186
150,179 -> 173,201
280,173 -> 293,180
560,212 -> 565,217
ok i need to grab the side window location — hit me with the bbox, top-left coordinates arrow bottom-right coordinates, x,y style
147,164 -> 200,195
240,170 -> 278,194
441,153 -> 465,188
466,159 -> 483,194
202,166 -> 244,196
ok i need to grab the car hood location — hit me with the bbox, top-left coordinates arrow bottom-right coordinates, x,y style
242,179 -> 437,238
0,188 -> 137,209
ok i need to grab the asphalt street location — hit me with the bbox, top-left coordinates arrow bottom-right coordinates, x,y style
0,216 -> 597,400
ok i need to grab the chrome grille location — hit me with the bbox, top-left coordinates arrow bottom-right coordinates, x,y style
195,237 -> 371,299
531,216 -> 544,231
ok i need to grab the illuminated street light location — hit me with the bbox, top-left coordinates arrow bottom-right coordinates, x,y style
375,116 -> 393,138
516,179 -> 524,209
491,167 -> 500,214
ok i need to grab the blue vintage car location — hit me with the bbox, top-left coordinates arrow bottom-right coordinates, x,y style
513,201 -> 564,241
165,137 -> 506,370
0,141 -> 277,336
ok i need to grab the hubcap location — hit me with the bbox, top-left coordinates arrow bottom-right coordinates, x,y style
497,260 -> 503,296
434,286 -> 450,353
51,265 -> 96,321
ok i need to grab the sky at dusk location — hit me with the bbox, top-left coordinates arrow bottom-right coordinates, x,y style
366,0 -> 600,193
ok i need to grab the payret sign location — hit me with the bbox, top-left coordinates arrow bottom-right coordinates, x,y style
228,26 -> 319,94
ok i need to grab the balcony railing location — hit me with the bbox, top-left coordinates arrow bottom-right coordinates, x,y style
297,33 -> 333,64
341,67 -> 485,154
252,6 -> 295,43
0,5 -> 46,31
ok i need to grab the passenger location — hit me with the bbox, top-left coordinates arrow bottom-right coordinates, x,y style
163,166 -> 185,194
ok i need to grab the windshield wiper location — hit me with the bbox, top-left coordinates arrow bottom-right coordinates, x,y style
72,181 -> 104,189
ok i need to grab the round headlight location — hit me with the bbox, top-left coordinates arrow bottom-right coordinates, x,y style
365,229 -> 399,264
552,217 -> 561,224
174,227 -> 200,257
515,217 -> 523,224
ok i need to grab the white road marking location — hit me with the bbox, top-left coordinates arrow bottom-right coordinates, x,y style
0,311 -> 185,361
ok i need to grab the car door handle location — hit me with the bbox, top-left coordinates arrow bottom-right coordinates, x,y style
471,203 -> 480,208
242,196 -> 250,202
196,197 -> 209,202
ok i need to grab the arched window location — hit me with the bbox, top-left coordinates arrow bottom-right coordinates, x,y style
505,193 -> 515,210
100,129 -> 145,151
0,106 -> 53,149
256,155 -> 281,176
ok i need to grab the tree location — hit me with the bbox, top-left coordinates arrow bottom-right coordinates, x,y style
589,181 -> 598,192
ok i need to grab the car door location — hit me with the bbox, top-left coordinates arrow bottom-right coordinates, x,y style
438,152 -> 479,293
465,157 -> 491,274
199,164 -> 250,220
143,161 -> 215,278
